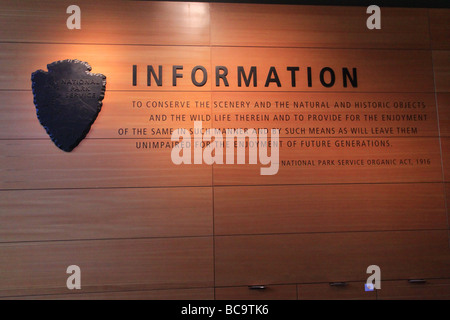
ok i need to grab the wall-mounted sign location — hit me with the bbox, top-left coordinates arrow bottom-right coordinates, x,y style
31,59 -> 106,152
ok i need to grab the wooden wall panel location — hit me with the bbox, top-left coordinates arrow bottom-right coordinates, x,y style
0,237 -> 213,297
429,9 -> 450,50
377,279 -> 450,300
211,92 -> 438,138
0,91 -> 212,139
0,45 -> 435,92
2,139 -> 440,189
0,187 -> 212,242
0,91 -> 44,139
214,184 -> 447,236
441,138 -> 450,182
298,282 -> 376,300
2,288 -> 215,300
0,43 -> 211,91
211,47 -> 434,92
1,91 -> 436,140
211,4 -> 429,49
215,285 -> 297,300
433,50 -> 450,93
215,231 -> 450,287
446,183 -> 450,228
0,0 -> 210,46
213,137 -> 442,185
0,140 -> 212,190
437,93 -> 450,136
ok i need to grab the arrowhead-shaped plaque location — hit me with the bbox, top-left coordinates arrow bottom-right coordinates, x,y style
31,59 -> 106,152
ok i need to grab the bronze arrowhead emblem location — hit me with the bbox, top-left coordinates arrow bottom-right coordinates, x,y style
31,59 -> 106,152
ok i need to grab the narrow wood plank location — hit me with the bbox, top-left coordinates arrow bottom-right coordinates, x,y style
211,47 -> 434,92
0,43 -> 211,91
213,137 -> 442,185
1,288 -> 214,300
0,0 -> 210,46
0,91 -> 437,140
4,137 -> 440,190
0,139 -> 212,190
437,93 -> 450,136
429,9 -> 450,50
214,183 -> 447,236
441,138 -> 450,182
0,237 -> 213,297
433,51 -> 450,93
93,92 -> 212,139
298,282 -> 376,300
0,91 -> 44,139
215,285 -> 297,300
215,231 -> 450,287
0,187 -> 213,242
446,183 -> 450,232
211,92 -> 438,138
0,91 -> 212,139
211,4 -> 430,49
377,279 -> 450,300
0,44 -> 434,93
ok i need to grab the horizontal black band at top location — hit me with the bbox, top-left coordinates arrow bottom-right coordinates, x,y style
136,0 -> 450,9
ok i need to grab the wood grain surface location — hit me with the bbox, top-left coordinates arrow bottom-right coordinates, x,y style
429,9 -> 450,50
215,285 -> 297,300
437,93 -> 450,136
298,282 -> 376,300
2,287 -> 215,300
0,91 -> 437,139
446,183 -> 450,227
211,92 -> 438,138
0,44 -> 435,92
0,1 -> 435,50
0,237 -> 214,297
214,183 -> 447,235
214,231 -> 450,287
0,43 -> 211,91
210,4 -> 430,49
441,138 -> 450,182
0,139 -> 212,190
213,137 -> 442,185
0,187 -> 213,242
0,0 -> 211,46
210,47 -> 434,92
0,90 -> 213,139
92,92 -> 213,139
433,50 -> 450,93
377,279 -> 450,300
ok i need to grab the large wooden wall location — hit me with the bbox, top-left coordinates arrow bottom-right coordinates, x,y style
0,0 -> 449,300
